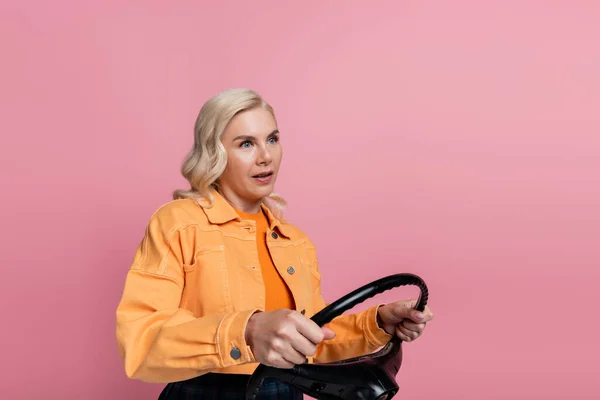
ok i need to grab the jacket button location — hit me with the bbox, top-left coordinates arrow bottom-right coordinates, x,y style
230,348 -> 241,360
271,232 -> 278,239
287,266 -> 295,275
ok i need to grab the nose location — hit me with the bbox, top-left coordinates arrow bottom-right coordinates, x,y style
257,144 -> 272,165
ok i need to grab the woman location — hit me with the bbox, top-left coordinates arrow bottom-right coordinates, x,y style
115,88 -> 434,399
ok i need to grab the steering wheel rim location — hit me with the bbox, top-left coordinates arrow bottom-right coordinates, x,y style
245,273 -> 429,399
311,272 -> 428,326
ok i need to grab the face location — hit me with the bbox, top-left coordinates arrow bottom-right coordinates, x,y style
217,107 -> 282,213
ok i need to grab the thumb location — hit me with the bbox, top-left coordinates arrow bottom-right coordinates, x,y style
391,300 -> 425,323
321,326 -> 336,340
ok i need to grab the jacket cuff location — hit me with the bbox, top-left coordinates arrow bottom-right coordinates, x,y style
218,309 -> 262,367
363,304 -> 393,347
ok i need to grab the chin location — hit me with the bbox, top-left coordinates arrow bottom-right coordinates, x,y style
250,186 -> 274,200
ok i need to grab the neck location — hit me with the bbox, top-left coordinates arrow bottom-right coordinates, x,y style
218,187 -> 263,214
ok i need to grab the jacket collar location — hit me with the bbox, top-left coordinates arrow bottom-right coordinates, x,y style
197,190 -> 292,238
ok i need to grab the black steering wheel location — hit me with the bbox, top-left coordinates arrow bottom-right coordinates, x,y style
245,273 -> 429,400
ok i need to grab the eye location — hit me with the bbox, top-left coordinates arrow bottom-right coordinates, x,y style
240,140 -> 252,148
268,136 -> 279,144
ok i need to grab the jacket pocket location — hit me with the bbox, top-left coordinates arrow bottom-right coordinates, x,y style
182,245 -> 232,316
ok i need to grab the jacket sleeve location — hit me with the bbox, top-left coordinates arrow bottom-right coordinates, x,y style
304,240 -> 393,364
115,212 -> 261,383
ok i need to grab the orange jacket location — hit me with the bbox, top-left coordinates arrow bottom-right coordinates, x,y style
115,190 -> 392,383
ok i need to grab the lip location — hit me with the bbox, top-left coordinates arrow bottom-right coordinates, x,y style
252,170 -> 273,178
252,170 -> 274,184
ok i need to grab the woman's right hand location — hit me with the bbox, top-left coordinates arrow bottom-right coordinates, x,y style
244,309 -> 336,368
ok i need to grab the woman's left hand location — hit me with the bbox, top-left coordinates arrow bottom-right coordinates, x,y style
376,299 -> 434,342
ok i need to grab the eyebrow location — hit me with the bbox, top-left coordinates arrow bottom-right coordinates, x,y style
233,129 -> 279,142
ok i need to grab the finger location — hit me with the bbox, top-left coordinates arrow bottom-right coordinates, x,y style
290,334 -> 318,359
398,324 -> 420,340
400,321 -> 426,332
295,316 -> 327,345
386,300 -> 422,323
414,305 -> 433,321
405,302 -> 434,323
283,343 -> 310,365
395,325 -> 413,342
269,354 -> 296,369
423,305 -> 434,322
321,326 -> 336,340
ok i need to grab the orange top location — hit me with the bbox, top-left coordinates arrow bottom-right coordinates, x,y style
234,207 -> 295,311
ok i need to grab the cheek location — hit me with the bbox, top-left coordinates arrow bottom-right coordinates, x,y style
235,151 -> 256,168
225,151 -> 254,175
272,147 -> 283,165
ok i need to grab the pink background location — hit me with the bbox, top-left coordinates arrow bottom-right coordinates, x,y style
1,1 -> 599,399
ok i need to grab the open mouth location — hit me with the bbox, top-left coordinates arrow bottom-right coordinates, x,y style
252,171 -> 273,178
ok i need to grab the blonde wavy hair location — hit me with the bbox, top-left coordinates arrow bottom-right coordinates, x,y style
173,88 -> 286,217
